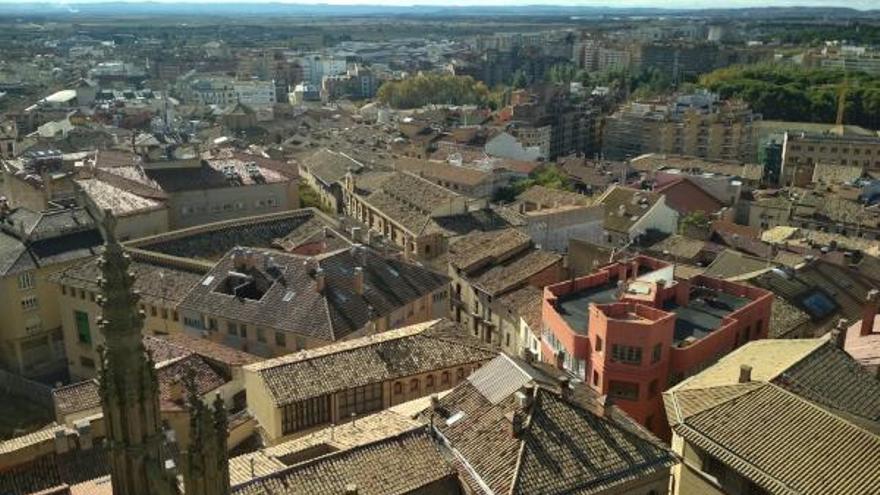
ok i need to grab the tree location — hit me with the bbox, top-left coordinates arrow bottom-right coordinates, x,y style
376,73 -> 490,109
511,70 -> 528,89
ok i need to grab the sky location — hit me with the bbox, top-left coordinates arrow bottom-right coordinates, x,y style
0,0 -> 875,6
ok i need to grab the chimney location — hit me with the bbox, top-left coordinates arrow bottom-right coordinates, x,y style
430,394 -> 441,411
344,484 -> 358,495
232,248 -> 246,270
602,395 -> 614,418
861,289 -> 879,337
353,266 -> 364,295
506,410 -> 525,439
169,376 -> 186,404
738,364 -> 752,383
54,429 -> 70,454
557,375 -> 571,400
75,420 -> 93,450
830,319 -> 848,349
315,267 -> 326,292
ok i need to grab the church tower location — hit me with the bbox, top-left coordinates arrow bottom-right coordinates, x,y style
96,213 -> 178,495
181,376 -> 231,495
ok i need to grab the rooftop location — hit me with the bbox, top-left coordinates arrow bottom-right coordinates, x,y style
596,186 -> 664,234
179,245 -> 449,342
245,319 -> 496,407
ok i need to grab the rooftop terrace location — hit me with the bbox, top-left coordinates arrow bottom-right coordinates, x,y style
664,287 -> 750,344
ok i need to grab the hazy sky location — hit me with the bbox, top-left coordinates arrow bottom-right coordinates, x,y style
1,0 -> 877,6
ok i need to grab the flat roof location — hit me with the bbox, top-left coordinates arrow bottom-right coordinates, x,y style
665,288 -> 750,344
556,280 -> 620,335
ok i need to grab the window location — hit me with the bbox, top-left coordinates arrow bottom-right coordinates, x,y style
652,343 -> 662,363
754,320 -> 762,337
441,371 -> 450,385
61,285 -> 67,296
611,344 -> 642,365
338,383 -> 383,420
257,327 -> 266,343
18,272 -> 34,290
609,381 -> 639,401
456,367 -> 465,380
649,379 -> 658,397
275,331 -> 286,347
426,375 -> 434,388
227,322 -> 238,336
80,356 -> 96,369
208,318 -> 218,331
393,382 -> 403,395
90,292 -> 96,303
21,296 -> 39,312
75,311 -> 91,344
172,311 -> 179,322
592,370 -> 600,386
595,336 -> 603,352
150,306 -> 158,317
505,333 -> 511,348
409,379 -> 420,393
281,395 -> 330,434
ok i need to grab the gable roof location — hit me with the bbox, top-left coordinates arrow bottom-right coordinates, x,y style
300,148 -> 364,185
665,337 -> 880,494
597,186 -> 664,234
428,356 -> 676,495
655,178 -> 724,216
358,171 -> 464,236
245,319 -> 497,407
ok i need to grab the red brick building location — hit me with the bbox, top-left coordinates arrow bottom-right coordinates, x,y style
541,255 -> 772,438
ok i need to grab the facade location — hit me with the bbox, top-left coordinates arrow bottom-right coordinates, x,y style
511,185 -> 606,251
447,228 -> 565,354
0,204 -> 103,380
343,171 -> 471,259
781,131 -> 880,187
51,250 -> 208,381
178,245 -> 450,357
243,319 -> 496,442
0,119 -> 17,158
664,336 -> 880,494
596,185 -> 679,246
184,78 -> 276,107
541,255 -> 772,438
603,92 -> 759,162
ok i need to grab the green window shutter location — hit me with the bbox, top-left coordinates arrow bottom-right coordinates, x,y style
75,311 -> 91,344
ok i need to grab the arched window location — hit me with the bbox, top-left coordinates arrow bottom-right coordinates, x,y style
441,371 -> 450,385
393,382 -> 402,395
410,379 -> 419,393
426,375 -> 435,388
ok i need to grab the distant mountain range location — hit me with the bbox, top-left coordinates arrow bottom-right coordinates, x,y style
0,3 -> 877,19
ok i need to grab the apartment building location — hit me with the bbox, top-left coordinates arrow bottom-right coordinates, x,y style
0,204 -> 104,380
243,319 -> 495,442
603,92 -> 759,162
447,228 -> 565,354
781,131 -> 880,187
541,255 -> 772,438
183,78 -> 276,107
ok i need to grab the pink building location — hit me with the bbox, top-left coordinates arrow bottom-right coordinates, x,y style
541,255 -> 772,438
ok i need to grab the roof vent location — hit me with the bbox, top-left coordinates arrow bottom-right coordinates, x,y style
738,364 -> 752,383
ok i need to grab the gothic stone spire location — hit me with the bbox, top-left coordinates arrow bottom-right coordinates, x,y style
96,210 -> 178,495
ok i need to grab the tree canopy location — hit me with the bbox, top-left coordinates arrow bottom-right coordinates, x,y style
699,64 -> 880,130
376,73 -> 490,109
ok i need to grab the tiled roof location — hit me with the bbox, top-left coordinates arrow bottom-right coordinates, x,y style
516,185 -> 593,209
156,333 -> 261,367
76,178 -> 165,216
52,380 -> 101,418
655,178 -> 723,216
156,353 -> 227,410
301,148 -> 364,185
232,430 -> 457,495
246,319 -> 496,406
229,409 -> 422,486
394,157 -> 490,187
0,208 -> 103,277
630,154 -> 763,181
597,186 -> 663,234
648,235 -> 708,261
179,246 -> 448,342
428,356 -> 676,495
493,285 -> 544,332
703,249 -> 773,280
471,249 -> 562,296
0,423 -> 70,456
673,384 -> 880,495
360,172 -> 463,236
666,337 -> 880,494
0,445 -> 110,495
51,252 -> 205,306
447,228 -> 531,272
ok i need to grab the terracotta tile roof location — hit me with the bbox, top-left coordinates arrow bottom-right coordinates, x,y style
229,409 -> 422,486
447,228 -> 531,272
703,249 -> 774,280
493,285 -> 544,333
597,186 -> 663,234
0,446 -> 109,495
845,316 -> 880,371
630,154 -> 763,181
52,381 -> 101,418
300,148 -> 365,185
232,430 -> 457,495
359,171 -> 463,235
427,356 -> 676,495
666,337 -> 880,494
156,333 -> 262,367
394,157 -> 490,187
711,220 -> 761,239
180,246 -> 448,342
470,249 -> 562,296
156,353 -> 227,410
245,319 -> 497,407
655,178 -> 723,216
516,185 -> 593,209
648,235 -> 709,261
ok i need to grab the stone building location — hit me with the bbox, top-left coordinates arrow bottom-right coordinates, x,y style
243,319 -> 496,442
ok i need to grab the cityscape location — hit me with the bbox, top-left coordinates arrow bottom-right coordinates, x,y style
0,2 -> 879,494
